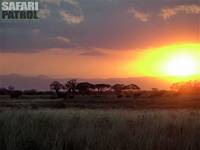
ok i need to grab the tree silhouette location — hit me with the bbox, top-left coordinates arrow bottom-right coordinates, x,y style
76,82 -> 94,95
112,84 -> 140,97
171,81 -> 200,94
124,84 -> 140,90
65,79 -> 77,96
7,85 -> 22,98
94,84 -> 111,93
112,84 -> 125,94
50,81 -> 64,97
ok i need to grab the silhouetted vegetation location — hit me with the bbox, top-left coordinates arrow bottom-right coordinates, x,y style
0,80 -> 200,109
49,80 -> 141,98
0,88 -> 10,95
65,79 -> 77,98
171,80 -> 200,94
50,81 -> 64,97
76,82 -> 94,95
112,84 -> 125,94
0,80 -> 199,150
10,90 -> 22,98
23,89 -> 38,95
4,86 -> 22,98
94,84 -> 111,93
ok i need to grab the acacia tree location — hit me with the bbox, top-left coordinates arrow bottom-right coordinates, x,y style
76,82 -> 94,95
112,84 -> 125,94
50,81 -> 64,97
94,84 -> 111,94
65,79 -> 77,96
124,84 -> 140,90
112,84 -> 140,97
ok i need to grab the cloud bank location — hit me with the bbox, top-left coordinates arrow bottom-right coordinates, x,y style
160,4 -> 200,19
1,0 -> 199,54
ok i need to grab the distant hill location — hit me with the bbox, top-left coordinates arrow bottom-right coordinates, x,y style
0,74 -> 172,91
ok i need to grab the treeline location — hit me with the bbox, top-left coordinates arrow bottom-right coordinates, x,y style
50,79 -> 140,98
0,79 -> 141,98
0,86 -> 53,98
171,80 -> 200,94
1,80 -> 200,99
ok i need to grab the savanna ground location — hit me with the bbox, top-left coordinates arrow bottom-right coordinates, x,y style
0,109 -> 199,150
0,93 -> 200,150
1,91 -> 200,110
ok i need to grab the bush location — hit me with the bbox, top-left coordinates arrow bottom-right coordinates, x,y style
10,91 -> 22,98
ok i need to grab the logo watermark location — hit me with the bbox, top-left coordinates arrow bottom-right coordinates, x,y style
0,0 -> 39,20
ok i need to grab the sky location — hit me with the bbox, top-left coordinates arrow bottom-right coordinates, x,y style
0,0 -> 200,78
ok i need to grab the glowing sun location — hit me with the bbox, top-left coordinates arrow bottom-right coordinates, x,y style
164,55 -> 198,76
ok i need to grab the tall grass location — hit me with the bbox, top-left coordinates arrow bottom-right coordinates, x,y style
0,109 -> 199,150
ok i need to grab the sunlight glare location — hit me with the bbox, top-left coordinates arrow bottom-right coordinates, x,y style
164,55 -> 198,76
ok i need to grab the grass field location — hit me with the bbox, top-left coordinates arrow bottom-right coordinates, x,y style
0,109 -> 199,150
1,93 -> 200,110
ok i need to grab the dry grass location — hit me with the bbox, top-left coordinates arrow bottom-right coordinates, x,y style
1,93 -> 200,109
0,109 -> 199,150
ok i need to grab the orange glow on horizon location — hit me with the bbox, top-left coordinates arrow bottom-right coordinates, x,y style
1,43 -> 200,82
125,43 -> 200,81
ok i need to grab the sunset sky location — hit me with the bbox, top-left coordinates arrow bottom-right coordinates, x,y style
1,0 -> 200,79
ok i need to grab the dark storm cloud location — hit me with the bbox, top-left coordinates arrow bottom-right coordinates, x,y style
0,0 -> 199,53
